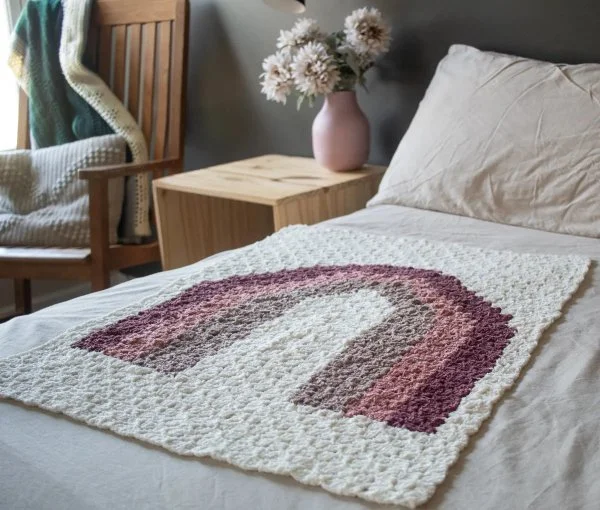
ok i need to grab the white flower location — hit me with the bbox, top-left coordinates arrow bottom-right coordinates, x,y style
293,18 -> 323,41
291,41 -> 340,96
344,8 -> 391,58
260,51 -> 294,104
277,18 -> 325,53
276,29 -> 297,51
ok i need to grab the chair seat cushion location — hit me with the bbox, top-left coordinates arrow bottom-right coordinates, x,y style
0,135 -> 126,248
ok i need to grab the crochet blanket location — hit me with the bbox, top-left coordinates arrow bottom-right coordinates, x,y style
7,0 -> 112,147
0,226 -> 590,508
9,0 -> 151,240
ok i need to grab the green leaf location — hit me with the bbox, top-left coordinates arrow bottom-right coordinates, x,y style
345,51 -> 362,78
296,94 -> 305,111
324,34 -> 338,52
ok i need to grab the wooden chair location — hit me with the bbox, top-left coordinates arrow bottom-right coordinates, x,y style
0,0 -> 189,316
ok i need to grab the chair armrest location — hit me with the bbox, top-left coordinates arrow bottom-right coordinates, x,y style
79,158 -> 181,180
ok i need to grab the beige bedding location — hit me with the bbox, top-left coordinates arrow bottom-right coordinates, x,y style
369,45 -> 600,238
1,204 -> 599,510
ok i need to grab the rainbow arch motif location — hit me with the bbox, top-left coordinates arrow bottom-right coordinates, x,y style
74,265 -> 515,433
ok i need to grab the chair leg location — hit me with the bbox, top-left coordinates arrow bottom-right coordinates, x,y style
91,267 -> 110,292
14,279 -> 32,315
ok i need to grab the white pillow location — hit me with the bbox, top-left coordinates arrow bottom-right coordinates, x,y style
369,44 -> 600,238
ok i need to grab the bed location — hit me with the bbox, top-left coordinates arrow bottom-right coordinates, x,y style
1,202 -> 599,510
2,34 -> 600,510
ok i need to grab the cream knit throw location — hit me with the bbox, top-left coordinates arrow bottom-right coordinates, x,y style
60,0 -> 150,240
0,227 -> 590,507
0,135 -> 126,247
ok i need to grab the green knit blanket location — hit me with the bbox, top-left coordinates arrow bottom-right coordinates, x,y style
8,0 -> 112,148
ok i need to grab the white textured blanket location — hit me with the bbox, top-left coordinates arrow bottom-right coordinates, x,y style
0,226 -> 590,507
0,135 -> 126,246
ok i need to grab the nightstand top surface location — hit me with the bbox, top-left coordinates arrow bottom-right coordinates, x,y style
154,155 -> 386,205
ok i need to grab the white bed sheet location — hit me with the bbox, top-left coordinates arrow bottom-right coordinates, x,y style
1,204 -> 599,510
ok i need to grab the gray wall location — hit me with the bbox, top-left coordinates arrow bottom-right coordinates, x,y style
184,0 -> 412,170
4,0 -> 599,313
183,0 -> 600,172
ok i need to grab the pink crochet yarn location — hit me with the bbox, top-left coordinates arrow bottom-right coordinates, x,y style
73,264 -> 515,433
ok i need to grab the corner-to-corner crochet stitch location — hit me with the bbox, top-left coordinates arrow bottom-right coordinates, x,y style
0,226 -> 590,508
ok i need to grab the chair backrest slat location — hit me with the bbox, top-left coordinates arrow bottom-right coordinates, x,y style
127,24 -> 142,123
140,22 -> 157,159
153,20 -> 172,174
112,25 -> 127,102
93,0 -> 187,169
167,0 -> 188,171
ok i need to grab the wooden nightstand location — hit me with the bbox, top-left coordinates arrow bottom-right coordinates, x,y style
153,155 -> 385,270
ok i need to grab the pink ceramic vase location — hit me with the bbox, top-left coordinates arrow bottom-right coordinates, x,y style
312,90 -> 370,172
